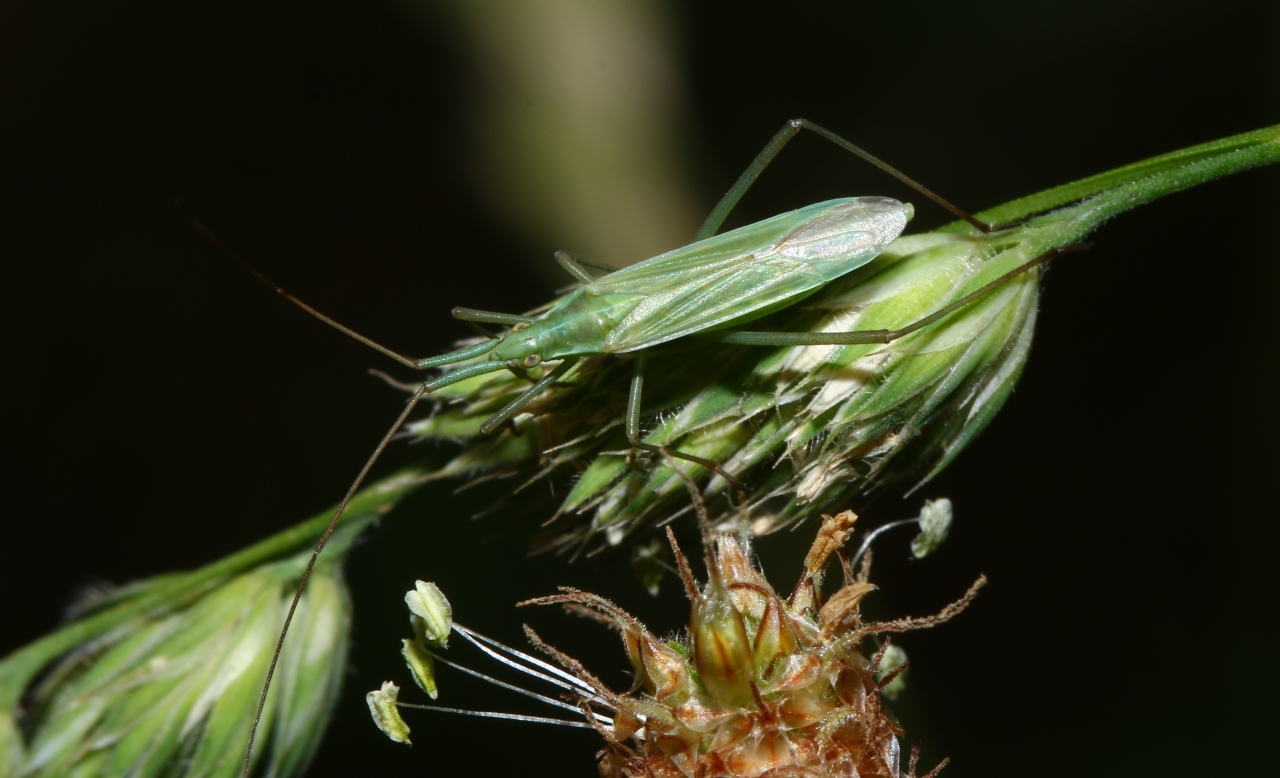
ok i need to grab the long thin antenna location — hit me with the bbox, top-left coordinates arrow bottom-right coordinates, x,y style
240,384 -> 428,778
174,202 -> 447,773
177,201 -> 423,369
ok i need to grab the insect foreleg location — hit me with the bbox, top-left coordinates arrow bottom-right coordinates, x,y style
554,250 -> 621,284
451,308 -> 537,326
624,352 -> 747,489
715,246 -> 1075,348
477,356 -> 581,434
424,359 -> 510,391
416,338 -> 500,368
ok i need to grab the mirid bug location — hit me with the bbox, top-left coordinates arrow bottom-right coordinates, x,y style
225,119 -> 1055,774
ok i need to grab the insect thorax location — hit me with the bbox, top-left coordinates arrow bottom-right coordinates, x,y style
491,288 -> 640,362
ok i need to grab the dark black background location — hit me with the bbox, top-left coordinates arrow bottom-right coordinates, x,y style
2,2 -> 1277,776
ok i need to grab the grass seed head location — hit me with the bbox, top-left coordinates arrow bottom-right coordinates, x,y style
408,120 -> 1280,552
411,227 -> 1041,551
5,563 -> 351,778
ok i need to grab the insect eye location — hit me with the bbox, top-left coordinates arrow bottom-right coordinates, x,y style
511,321 -> 530,332
522,355 -> 541,369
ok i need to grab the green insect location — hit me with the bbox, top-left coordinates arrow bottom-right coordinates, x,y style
419,193 -> 912,478
252,121 -> 1030,483
226,119 -> 1049,772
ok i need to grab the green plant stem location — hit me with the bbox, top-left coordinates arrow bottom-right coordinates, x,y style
0,463 -> 431,711
959,123 -> 1280,232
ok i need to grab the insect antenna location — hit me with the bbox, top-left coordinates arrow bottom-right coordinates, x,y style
175,205 -> 499,775
452,307 -> 537,326
178,201 -> 426,369
238,385 -> 428,777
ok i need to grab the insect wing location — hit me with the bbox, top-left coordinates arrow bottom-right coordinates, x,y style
603,256 -> 827,351
588,198 -> 857,295
593,198 -> 908,351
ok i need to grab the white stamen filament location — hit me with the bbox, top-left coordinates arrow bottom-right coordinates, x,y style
429,648 -> 604,721
453,624 -> 604,701
397,703 -> 595,729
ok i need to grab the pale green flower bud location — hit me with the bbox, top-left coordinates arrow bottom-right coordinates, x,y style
690,580 -> 756,708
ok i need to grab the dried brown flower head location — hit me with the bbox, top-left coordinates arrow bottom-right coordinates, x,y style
522,511 -> 983,778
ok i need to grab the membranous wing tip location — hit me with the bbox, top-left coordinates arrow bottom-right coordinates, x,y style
775,197 -> 912,261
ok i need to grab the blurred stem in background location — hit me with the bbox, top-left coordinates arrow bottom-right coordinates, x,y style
421,0 -> 703,272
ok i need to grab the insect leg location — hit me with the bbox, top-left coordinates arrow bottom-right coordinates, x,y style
417,338 -> 500,368
554,250 -> 620,284
424,359 -> 510,391
697,119 -> 1011,241
696,122 -> 805,240
715,246 -> 1075,347
478,357 -> 581,434
452,307 -> 537,326
624,352 -> 747,489
242,382 -> 430,777
790,119 -> 1008,233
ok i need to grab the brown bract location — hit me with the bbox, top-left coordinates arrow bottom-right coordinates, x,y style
803,511 -> 858,575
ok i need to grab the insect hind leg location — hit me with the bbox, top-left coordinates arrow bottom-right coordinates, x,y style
625,353 -> 746,489
554,250 -> 620,284
697,119 -> 1011,241
715,245 -> 1082,348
